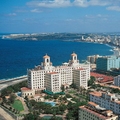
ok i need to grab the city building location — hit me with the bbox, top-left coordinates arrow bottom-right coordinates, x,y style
89,91 -> 120,119
87,55 -> 100,64
114,75 -> 120,87
91,72 -> 113,84
45,72 -> 61,93
27,53 -> 90,93
73,68 -> 88,89
96,56 -> 120,71
21,87 -> 35,98
114,48 -> 120,57
79,102 -> 118,120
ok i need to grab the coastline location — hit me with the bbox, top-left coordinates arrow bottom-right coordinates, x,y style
0,39 -> 113,80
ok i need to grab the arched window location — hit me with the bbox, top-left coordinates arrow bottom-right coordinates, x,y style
47,59 -> 49,62
74,56 -> 76,60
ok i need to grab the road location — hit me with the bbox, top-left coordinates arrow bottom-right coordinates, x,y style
0,107 -> 15,120
0,75 -> 27,91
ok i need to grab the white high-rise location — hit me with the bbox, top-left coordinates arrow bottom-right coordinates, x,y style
73,68 -> 88,89
27,53 -> 90,93
45,72 -> 61,93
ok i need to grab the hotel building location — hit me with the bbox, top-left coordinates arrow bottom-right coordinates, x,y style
79,102 -> 118,120
45,72 -> 61,94
27,53 -> 90,93
73,68 -> 88,89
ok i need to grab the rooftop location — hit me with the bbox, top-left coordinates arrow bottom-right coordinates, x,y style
90,91 -> 120,104
88,101 -> 98,107
91,72 -> 113,83
89,91 -> 102,97
43,54 -> 50,58
71,52 -> 77,56
49,72 -> 58,74
79,105 -> 117,119
21,87 -> 31,91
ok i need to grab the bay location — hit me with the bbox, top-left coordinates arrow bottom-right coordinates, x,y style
0,39 -> 113,79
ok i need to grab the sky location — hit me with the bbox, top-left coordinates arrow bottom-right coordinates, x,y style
0,0 -> 120,33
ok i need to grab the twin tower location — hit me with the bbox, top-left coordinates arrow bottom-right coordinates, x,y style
41,52 -> 80,69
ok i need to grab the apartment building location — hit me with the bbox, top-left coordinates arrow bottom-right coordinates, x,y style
114,75 -> 120,87
87,55 -> 99,64
96,56 -> 120,71
79,102 -> 118,120
89,91 -> 120,119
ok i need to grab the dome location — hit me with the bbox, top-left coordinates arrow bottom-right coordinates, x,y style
71,52 -> 77,56
43,54 -> 50,59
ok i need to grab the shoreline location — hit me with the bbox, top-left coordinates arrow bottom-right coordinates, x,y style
0,39 -> 115,81
0,75 -> 27,82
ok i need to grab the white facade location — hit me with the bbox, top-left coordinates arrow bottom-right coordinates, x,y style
27,53 -> 90,92
73,68 -> 88,89
114,48 -> 120,57
89,91 -> 120,119
21,87 -> 35,98
79,102 -> 118,120
45,72 -> 61,93
87,55 -> 100,64
114,75 -> 120,87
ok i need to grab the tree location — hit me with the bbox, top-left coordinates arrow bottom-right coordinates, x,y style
88,76 -> 96,86
53,94 -> 59,99
61,85 -> 65,92
9,93 -> 16,104
24,112 -> 40,120
50,116 -> 62,120
70,83 -> 77,89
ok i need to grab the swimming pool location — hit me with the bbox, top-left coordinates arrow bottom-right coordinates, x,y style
45,101 -> 56,106
17,92 -> 22,96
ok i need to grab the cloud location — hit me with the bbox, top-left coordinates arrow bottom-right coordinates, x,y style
27,0 -> 112,8
26,0 -> 120,12
85,14 -> 109,22
27,0 -> 71,8
107,6 -> 120,11
31,9 -> 43,13
73,0 -> 111,7
8,13 -> 17,16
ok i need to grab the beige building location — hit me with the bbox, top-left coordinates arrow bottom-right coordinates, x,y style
27,53 -> 90,93
73,68 -> 88,89
87,55 -> 99,64
21,87 -> 35,98
79,102 -> 118,120
45,72 -> 61,93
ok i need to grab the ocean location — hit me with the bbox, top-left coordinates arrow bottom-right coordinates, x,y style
0,38 -> 113,79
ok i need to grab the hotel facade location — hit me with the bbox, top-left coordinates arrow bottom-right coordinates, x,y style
27,53 -> 90,93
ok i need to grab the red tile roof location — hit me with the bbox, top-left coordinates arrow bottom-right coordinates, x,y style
89,91 -> 102,97
91,72 -> 113,83
21,87 -> 31,91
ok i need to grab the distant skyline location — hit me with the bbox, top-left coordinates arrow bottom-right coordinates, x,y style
1,0 -> 120,33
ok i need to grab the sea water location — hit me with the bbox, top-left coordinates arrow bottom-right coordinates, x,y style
0,38 -> 113,79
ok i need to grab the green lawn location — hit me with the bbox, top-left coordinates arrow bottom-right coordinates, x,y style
68,90 -> 76,94
12,100 -> 24,111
